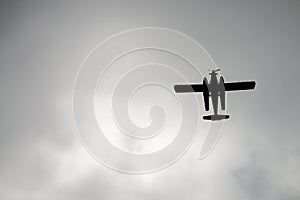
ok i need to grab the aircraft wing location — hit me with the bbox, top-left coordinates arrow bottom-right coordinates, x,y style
174,84 -> 204,93
174,81 -> 256,93
224,81 -> 256,91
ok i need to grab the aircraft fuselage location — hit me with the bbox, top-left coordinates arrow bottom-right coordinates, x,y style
208,71 -> 220,115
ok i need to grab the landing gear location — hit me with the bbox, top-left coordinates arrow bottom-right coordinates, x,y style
219,76 -> 226,110
203,77 -> 210,111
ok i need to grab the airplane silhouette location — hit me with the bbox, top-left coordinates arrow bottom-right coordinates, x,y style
174,69 -> 256,121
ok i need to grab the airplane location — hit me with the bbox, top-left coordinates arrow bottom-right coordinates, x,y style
174,69 -> 256,121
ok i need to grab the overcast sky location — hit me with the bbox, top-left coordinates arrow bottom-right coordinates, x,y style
0,0 -> 300,200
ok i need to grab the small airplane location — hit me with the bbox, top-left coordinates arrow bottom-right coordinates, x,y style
174,69 -> 256,121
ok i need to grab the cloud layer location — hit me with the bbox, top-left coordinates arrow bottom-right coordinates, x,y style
0,1 -> 299,200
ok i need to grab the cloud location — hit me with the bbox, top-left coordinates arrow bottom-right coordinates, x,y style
0,0 -> 299,200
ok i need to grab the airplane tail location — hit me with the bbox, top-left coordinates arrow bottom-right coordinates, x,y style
203,114 -> 230,121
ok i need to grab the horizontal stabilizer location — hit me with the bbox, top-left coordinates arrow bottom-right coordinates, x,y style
203,114 -> 230,121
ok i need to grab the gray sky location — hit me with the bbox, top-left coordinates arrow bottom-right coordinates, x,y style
0,0 -> 300,200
